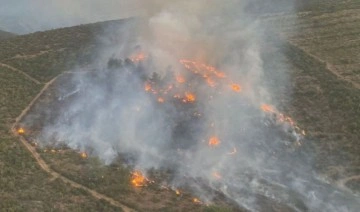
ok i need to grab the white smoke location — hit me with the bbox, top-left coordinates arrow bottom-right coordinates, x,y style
35,0 -> 360,211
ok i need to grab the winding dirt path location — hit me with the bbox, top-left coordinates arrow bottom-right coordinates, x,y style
0,63 -> 41,85
11,72 -> 134,212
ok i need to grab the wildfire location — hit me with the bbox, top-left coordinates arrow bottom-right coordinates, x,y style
206,77 -> 216,87
231,83 -> 242,92
176,75 -> 186,84
175,189 -> 181,195
208,136 -> 220,147
184,92 -> 196,103
131,171 -> 147,187
130,53 -> 146,62
179,59 -> 226,87
193,198 -> 202,204
144,83 -> 152,92
157,97 -> 165,103
261,104 -> 276,113
17,127 -> 25,135
214,71 -> 226,78
80,152 -> 88,159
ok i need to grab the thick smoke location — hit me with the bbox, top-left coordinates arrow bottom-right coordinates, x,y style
38,0 -> 360,211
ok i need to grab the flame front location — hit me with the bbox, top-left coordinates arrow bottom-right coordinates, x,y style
176,75 -> 186,84
80,152 -> 88,159
17,127 -> 25,135
157,97 -> 165,103
184,92 -> 196,103
261,104 -> 275,113
209,136 -> 220,147
144,83 -> 152,92
130,53 -> 146,62
131,171 -> 147,187
193,198 -> 202,204
231,83 -> 241,92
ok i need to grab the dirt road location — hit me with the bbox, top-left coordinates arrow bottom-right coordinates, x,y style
0,63 -> 41,84
11,72 -> 134,212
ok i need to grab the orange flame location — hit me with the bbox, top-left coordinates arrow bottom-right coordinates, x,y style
80,152 -> 88,159
209,136 -> 220,147
130,53 -> 146,62
206,77 -> 216,87
144,83 -> 152,92
176,75 -> 186,84
214,71 -> 226,78
184,92 -> 196,103
180,59 -> 226,83
17,127 -> 25,135
261,104 -> 275,113
193,198 -> 202,204
231,83 -> 242,92
157,97 -> 165,103
131,171 -> 147,187
175,189 -> 181,195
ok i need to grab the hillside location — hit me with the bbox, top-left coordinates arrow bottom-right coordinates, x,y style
0,19 -> 235,211
0,29 -> 15,40
264,0 -> 360,88
1,1 -> 359,211
0,19 -> 136,211
261,0 -> 360,193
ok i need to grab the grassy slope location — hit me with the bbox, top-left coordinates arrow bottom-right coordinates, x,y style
0,67 -> 120,211
265,0 -> 360,86
0,19 -> 130,82
262,0 -> 360,190
1,1 -> 359,209
0,19 -> 233,211
0,30 -> 15,40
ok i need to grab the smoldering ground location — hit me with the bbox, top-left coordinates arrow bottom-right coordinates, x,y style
25,0 -> 360,211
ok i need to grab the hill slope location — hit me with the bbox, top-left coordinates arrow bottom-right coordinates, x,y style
1,1 -> 359,210
0,29 -> 15,40
262,0 -> 360,193
0,19 -> 138,211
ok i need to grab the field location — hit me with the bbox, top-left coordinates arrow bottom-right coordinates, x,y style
261,0 -> 360,193
0,1 -> 359,211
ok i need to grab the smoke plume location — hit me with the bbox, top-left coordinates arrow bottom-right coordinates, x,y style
35,0 -> 360,211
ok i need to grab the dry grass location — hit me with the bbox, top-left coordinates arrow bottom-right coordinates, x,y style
0,67 -> 121,211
